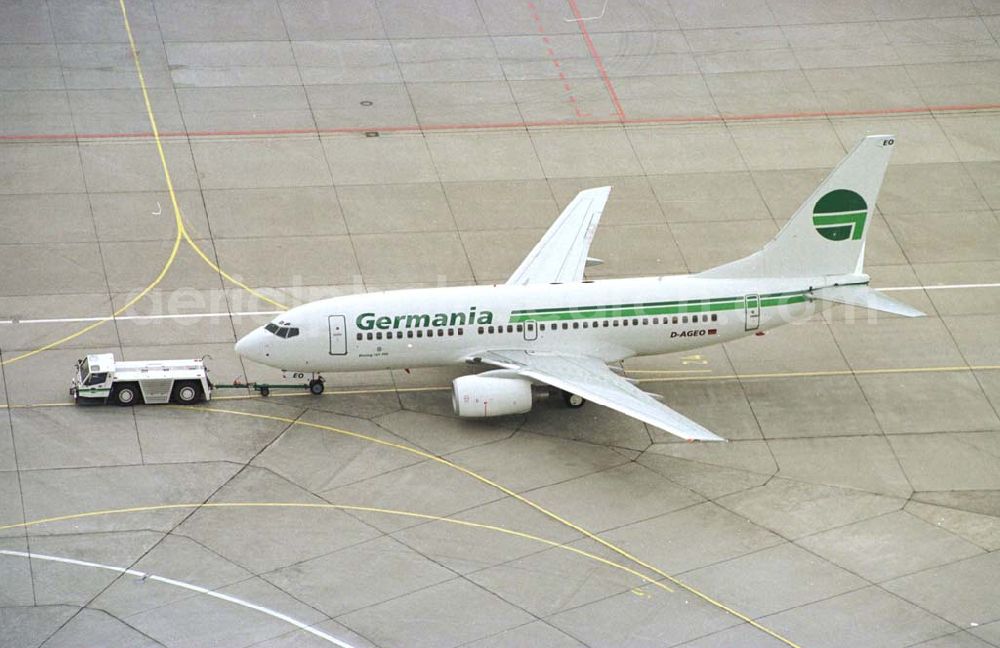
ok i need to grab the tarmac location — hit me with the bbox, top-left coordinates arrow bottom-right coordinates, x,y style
1,1 -> 999,646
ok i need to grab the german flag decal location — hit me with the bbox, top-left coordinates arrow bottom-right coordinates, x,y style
812,189 -> 867,241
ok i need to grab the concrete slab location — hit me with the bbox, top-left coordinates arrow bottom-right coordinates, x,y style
264,535 -> 455,618
425,130 -> 545,181
769,436 -> 913,497
338,578 -> 533,648
529,127 -> 643,178
0,144 -> 86,195
762,586 -> 958,648
600,502 -> 784,574
905,500 -> 1000,551
323,133 -> 437,185
799,510 -> 984,582
395,38 -> 503,83
682,543 -> 866,618
743,375 -> 884,438
460,621 -> 585,648
889,431 -> 1000,491
884,551 -> 1000,628
203,185 -> 346,239
445,431 -> 629,493
626,124 -> 746,174
549,175 -> 667,226
718,478 -> 903,539
10,407 -> 141,470
548,580 -> 739,648
649,171 -> 772,223
190,137 -> 333,190
29,530 -> 160,606
293,40 -> 400,85
857,371 -> 1000,435
42,609 -> 161,648
338,182 -> 455,234
519,462 -> 704,532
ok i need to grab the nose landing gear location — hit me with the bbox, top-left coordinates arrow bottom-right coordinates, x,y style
308,376 -> 325,395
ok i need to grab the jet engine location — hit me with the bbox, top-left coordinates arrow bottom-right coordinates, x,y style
452,374 -> 533,418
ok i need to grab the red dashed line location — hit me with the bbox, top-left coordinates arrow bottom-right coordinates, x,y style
566,0 -> 625,121
526,1 -> 591,119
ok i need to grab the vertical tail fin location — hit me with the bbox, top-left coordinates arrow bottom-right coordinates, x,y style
700,135 -> 896,279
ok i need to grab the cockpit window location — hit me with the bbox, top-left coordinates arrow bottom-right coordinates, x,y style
265,322 -> 299,338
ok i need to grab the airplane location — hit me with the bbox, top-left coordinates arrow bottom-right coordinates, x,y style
235,134 -> 923,442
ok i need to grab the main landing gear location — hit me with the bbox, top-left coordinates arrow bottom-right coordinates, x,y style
561,389 -> 585,408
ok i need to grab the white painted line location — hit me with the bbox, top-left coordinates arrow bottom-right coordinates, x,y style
0,311 -> 282,325
0,283 -> 997,326
878,282 -> 1000,292
0,550 -> 355,648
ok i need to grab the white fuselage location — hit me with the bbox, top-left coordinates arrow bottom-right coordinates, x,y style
235,274 -> 831,373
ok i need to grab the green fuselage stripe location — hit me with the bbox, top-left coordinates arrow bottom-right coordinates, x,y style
508,292 -> 807,323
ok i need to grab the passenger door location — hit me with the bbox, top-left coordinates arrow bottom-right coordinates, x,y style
328,315 -> 347,355
744,294 -> 761,331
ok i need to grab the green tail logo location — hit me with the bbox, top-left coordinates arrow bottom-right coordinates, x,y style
813,189 -> 867,241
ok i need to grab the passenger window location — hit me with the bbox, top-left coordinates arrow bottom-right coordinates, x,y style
672,316 -> 678,324
632,318 -> 639,326
478,326 -> 484,334
712,314 -> 718,322
427,330 -> 434,337
457,328 -> 463,335
652,318 -> 658,324
562,323 -> 569,330
682,316 -> 688,324
613,320 -> 619,327
603,321 -> 609,327
407,330 -> 414,338
642,318 -> 649,325
572,322 -> 579,329
623,319 -> 629,327
356,333 -> 362,341
540,324 -> 546,331
376,332 -> 382,340
447,328 -> 454,336
516,324 -> 523,332
488,326 -> 495,334
366,332 -> 373,340
504,325 -> 511,333
693,315 -> 699,323
417,330 -> 423,338
438,329 -> 444,336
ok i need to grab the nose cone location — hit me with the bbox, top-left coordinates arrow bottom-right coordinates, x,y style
235,328 -> 264,363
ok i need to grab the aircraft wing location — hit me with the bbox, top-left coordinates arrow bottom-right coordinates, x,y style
506,186 -> 611,286
476,350 -> 725,442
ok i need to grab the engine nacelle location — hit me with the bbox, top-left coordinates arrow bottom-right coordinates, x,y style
452,374 -> 533,418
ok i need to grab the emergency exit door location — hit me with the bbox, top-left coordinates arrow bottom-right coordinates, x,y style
745,294 -> 760,331
328,315 -> 347,355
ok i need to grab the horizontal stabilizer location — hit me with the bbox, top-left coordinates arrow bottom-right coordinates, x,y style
810,285 -> 925,317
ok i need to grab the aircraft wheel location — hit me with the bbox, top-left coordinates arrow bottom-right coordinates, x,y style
309,379 -> 325,395
562,390 -> 585,408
